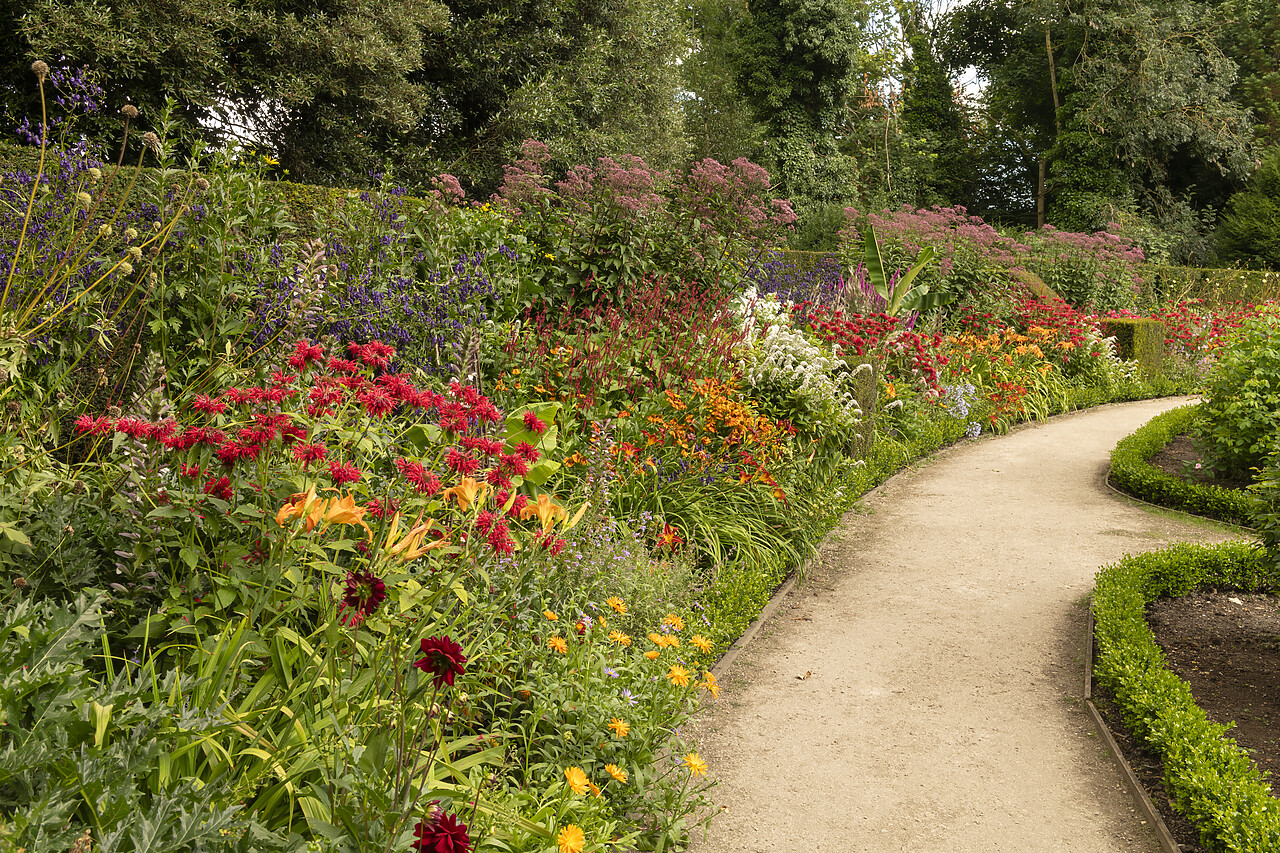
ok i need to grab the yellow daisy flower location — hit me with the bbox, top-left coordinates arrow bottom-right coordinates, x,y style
564,766 -> 589,795
683,752 -> 708,777
667,665 -> 691,687
648,632 -> 665,646
690,634 -> 713,653
609,630 -> 632,646
605,763 -> 628,783
661,613 -> 685,631
557,824 -> 585,853
548,635 -> 568,654
702,671 -> 721,698
607,596 -> 627,614
644,650 -> 660,660
543,609 -> 557,621
608,717 -> 630,738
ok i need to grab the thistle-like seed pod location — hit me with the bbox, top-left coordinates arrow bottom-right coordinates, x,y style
30,61 -> 49,80
141,131 -> 160,153
121,104 -> 139,119
195,176 -> 209,191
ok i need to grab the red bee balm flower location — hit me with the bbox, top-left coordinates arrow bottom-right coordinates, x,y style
413,812 -> 471,853
415,636 -> 467,688
522,411 -> 547,433
328,461 -> 362,485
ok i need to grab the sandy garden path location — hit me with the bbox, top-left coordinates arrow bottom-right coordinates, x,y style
688,397 -> 1247,853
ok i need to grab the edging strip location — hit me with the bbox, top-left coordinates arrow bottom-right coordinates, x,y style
1084,608 -> 1182,853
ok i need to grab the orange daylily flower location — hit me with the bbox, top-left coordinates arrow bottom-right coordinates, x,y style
275,483 -> 320,527
380,512 -> 447,562
442,477 -> 491,512
520,493 -> 567,531
276,487 -> 372,541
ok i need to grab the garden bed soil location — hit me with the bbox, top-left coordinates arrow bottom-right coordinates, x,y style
1145,434 -> 1254,491
1093,591 -> 1280,853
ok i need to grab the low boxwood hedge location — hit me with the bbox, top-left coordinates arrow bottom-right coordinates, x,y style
1108,405 -> 1255,526
1093,542 -> 1280,852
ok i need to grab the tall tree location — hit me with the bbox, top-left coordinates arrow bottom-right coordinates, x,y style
4,0 -> 448,184
730,0 -> 864,220
682,0 -> 768,165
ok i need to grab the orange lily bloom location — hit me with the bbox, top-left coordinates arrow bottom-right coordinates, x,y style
442,477 -> 491,512
275,483 -> 320,527
520,493 -> 567,531
381,512 -> 447,562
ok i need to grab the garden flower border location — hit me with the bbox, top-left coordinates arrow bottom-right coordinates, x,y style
1090,410 -> 1280,852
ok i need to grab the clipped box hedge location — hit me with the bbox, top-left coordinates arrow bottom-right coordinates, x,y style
1108,405 -> 1255,526
1093,542 -> 1280,852
1100,317 -> 1167,376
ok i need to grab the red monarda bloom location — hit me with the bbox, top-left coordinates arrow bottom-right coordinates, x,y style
521,411 -> 547,433
293,442 -> 328,468
413,812 -> 471,853
191,394 -> 227,415
328,461 -> 362,485
414,636 -> 467,689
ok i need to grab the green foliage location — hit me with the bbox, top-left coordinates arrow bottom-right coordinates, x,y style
1091,542 -> 1280,853
1099,318 -> 1166,376
1195,306 -> 1280,477
1217,146 -> 1280,271
729,0 -> 863,215
1139,264 -> 1280,307
1107,405 -> 1255,526
860,223 -> 949,316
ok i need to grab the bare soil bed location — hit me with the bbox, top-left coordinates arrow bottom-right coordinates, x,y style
1092,431 -> 1280,853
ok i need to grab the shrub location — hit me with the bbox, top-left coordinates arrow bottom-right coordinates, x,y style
1217,146 -> 1280,270
1092,542 -> 1280,853
1099,318 -> 1166,376
1195,305 -> 1280,477
1108,405 -> 1256,525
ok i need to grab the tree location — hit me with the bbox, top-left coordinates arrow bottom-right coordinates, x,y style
4,0 -> 448,184
1217,145 -> 1280,269
730,0 -> 864,221
682,0 -> 768,166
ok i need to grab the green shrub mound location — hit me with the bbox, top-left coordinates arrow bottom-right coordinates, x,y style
1100,318 -> 1166,376
1108,405 -> 1255,525
1092,543 -> 1280,853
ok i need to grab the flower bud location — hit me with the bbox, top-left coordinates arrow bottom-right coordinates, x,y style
127,246 -> 143,263
118,260 -> 134,276
98,223 -> 113,238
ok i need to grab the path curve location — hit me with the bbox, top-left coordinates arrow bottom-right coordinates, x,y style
689,398 -> 1245,853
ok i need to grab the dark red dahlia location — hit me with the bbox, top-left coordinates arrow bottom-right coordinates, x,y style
341,569 -> 386,619
414,636 -> 466,689
413,812 -> 471,853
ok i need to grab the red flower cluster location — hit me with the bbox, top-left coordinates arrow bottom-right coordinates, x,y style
795,304 -> 946,390
415,635 -> 467,688
413,812 -> 471,853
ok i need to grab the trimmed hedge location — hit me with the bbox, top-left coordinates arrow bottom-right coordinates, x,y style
1101,317 -> 1166,376
1141,264 -> 1280,307
1108,405 -> 1255,526
1092,543 -> 1280,852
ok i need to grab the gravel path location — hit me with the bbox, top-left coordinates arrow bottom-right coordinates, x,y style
688,398 -> 1246,853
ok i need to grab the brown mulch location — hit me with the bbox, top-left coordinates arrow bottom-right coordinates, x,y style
1145,434 -> 1254,491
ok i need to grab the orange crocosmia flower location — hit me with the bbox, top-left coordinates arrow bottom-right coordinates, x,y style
442,476 -> 491,512
520,493 -> 567,531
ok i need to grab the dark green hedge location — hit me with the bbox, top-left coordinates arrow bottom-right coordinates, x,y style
1092,543 -> 1280,852
1101,317 -> 1167,376
1108,405 -> 1255,526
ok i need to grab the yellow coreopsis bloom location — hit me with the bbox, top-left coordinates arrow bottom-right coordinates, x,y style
606,596 -> 627,614
690,634 -> 713,654
608,717 -> 630,738
683,752 -> 708,777
605,763 -> 628,783
667,665 -> 691,687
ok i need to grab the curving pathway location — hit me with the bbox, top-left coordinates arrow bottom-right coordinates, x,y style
689,397 -> 1246,853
